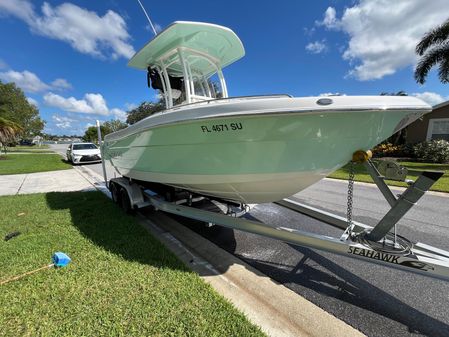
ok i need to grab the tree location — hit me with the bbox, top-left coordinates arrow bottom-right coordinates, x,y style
126,101 -> 165,125
0,117 -> 23,155
415,18 -> 449,84
82,119 -> 127,143
0,81 -> 45,137
103,119 -> 127,133
83,126 -> 105,143
380,90 -> 407,96
42,133 -> 58,141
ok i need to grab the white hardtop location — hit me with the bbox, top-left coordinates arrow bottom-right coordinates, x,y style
128,21 -> 245,75
128,21 -> 246,109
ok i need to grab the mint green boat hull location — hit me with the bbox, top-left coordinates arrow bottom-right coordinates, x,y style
104,102 -> 425,203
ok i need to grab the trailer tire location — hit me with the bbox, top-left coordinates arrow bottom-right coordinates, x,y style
110,182 -> 120,204
119,187 -> 133,214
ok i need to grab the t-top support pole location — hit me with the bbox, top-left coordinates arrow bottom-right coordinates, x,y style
96,120 -> 108,188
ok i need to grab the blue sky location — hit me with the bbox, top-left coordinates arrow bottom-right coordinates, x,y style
0,0 -> 448,135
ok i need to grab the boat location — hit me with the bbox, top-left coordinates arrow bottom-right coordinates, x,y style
103,21 -> 431,204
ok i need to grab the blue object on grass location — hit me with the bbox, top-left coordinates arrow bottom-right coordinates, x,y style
52,252 -> 71,268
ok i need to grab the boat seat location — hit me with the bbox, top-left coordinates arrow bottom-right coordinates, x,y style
147,68 -> 183,92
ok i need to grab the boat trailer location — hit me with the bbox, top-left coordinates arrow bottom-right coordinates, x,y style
107,154 -> 449,282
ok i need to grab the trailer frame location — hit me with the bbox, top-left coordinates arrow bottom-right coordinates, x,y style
106,160 -> 449,282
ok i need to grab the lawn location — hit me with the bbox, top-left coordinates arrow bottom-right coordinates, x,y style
329,161 -> 449,193
6,145 -> 53,153
0,192 -> 264,337
0,153 -> 71,175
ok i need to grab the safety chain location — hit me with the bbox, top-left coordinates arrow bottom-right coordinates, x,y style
346,161 -> 355,235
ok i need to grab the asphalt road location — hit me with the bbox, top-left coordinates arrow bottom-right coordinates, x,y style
178,180 -> 449,337
50,144 -> 449,337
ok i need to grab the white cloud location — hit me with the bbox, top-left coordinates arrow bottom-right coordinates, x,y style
51,78 -> 72,90
26,97 -> 38,106
44,92 -> 125,118
124,102 -> 138,111
316,7 -> 339,29
145,22 -> 162,34
111,108 -> 127,121
315,1 -> 449,81
44,92 -> 108,115
0,0 -> 34,23
412,92 -> 448,106
0,69 -> 72,93
0,70 -> 50,92
303,27 -> 316,37
52,115 -> 75,129
305,40 -> 328,54
0,0 -> 135,59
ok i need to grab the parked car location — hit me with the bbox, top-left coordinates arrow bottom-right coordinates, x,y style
20,139 -> 35,146
66,142 -> 101,164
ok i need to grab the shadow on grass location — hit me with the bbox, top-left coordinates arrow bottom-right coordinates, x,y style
45,191 -> 187,271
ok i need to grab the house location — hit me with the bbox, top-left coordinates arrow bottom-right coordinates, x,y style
405,100 -> 449,143
32,135 -> 42,145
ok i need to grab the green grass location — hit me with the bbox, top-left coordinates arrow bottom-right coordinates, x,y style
329,161 -> 449,192
0,153 -> 71,175
0,192 -> 264,337
6,145 -> 52,153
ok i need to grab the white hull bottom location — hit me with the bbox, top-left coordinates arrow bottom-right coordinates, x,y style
120,168 -> 329,203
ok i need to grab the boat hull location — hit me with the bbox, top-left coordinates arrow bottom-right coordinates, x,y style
104,96 -> 430,203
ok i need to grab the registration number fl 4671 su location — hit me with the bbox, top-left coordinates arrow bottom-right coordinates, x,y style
201,123 -> 243,133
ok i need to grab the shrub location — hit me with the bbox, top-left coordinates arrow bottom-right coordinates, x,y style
372,143 -> 408,158
413,140 -> 449,163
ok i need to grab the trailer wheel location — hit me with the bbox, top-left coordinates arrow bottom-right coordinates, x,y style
110,182 -> 120,204
119,188 -> 133,214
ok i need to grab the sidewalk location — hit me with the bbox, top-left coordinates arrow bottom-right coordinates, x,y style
0,168 -> 95,196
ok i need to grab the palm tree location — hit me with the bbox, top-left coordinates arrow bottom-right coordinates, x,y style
415,18 -> 449,84
380,90 -> 408,96
0,117 -> 23,156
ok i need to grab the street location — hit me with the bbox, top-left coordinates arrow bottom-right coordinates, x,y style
180,179 -> 449,337
50,144 -> 449,337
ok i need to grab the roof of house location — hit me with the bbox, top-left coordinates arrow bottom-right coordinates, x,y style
433,100 -> 449,110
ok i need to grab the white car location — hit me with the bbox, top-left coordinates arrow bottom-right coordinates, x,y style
66,142 -> 102,165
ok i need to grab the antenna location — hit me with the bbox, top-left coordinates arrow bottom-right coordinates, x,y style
136,0 -> 157,36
